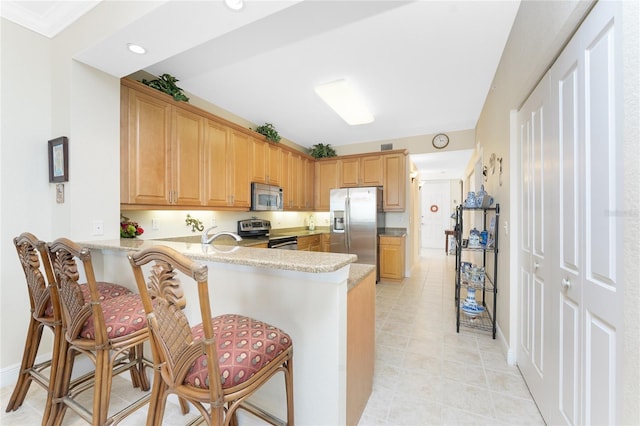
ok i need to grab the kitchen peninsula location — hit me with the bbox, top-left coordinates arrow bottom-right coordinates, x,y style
82,238 -> 375,425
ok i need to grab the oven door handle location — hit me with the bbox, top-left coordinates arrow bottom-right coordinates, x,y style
269,240 -> 297,249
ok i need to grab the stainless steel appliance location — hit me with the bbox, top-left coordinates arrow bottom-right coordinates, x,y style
330,187 -> 385,281
251,182 -> 283,211
268,236 -> 298,250
237,218 -> 271,238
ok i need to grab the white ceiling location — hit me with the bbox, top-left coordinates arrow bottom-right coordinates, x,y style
1,0 -> 522,181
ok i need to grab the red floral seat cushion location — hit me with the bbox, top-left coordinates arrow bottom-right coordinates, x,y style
185,314 -> 292,389
44,282 -> 132,318
80,293 -> 147,339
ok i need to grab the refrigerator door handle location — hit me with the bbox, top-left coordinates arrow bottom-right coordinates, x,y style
345,197 -> 350,250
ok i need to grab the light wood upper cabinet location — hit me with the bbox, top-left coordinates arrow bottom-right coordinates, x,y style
228,130 -> 252,208
121,78 -> 347,211
251,138 -> 283,186
251,137 -> 267,184
315,151 -> 406,212
339,155 -> 383,187
203,120 -> 231,207
121,87 -> 172,205
172,107 -> 205,206
314,159 -> 340,211
268,143 -> 282,186
383,152 -> 406,212
281,151 -> 293,209
121,87 -> 204,206
303,157 -> 314,210
339,157 -> 361,187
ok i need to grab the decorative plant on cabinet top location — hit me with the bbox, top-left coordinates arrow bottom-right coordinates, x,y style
309,143 -> 337,158
141,73 -> 190,102
254,123 -> 281,143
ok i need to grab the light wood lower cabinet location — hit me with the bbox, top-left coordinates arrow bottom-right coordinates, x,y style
321,233 -> 331,252
297,234 -> 321,251
379,235 -> 405,281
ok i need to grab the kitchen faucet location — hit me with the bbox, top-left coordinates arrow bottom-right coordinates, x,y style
201,226 -> 243,245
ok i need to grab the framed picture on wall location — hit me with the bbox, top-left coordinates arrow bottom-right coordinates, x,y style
48,136 -> 68,183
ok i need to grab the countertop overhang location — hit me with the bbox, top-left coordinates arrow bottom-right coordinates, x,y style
82,238 -> 357,274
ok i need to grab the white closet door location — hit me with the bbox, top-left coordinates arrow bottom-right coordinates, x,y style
550,1 -> 623,424
517,2 -> 624,424
517,74 -> 557,421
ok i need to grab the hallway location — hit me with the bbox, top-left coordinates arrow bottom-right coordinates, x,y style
0,249 -> 544,425
358,249 -> 544,425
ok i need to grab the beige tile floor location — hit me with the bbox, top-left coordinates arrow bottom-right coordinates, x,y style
0,249 -> 545,425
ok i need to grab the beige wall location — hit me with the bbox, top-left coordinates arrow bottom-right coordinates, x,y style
622,1 -> 640,423
335,128 -> 476,157
0,1 -> 170,378
473,0 -> 598,355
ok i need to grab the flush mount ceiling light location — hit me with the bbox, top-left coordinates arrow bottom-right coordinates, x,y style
314,79 -> 374,125
225,0 -> 244,11
126,43 -> 146,54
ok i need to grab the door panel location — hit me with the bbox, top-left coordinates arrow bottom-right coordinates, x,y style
581,10 -> 621,423
557,54 -> 582,426
556,6 -> 621,423
420,181 -> 451,250
559,297 -> 579,424
517,75 -> 554,414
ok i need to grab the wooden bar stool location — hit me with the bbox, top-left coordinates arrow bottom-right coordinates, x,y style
6,233 -> 133,426
128,245 -> 294,426
46,237 -> 151,426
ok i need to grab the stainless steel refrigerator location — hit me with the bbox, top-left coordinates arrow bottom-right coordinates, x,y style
330,187 -> 385,281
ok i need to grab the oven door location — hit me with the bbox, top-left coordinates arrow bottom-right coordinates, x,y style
268,236 -> 298,250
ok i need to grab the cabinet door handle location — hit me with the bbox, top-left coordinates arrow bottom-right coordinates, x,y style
534,262 -> 540,270
561,278 -> 571,290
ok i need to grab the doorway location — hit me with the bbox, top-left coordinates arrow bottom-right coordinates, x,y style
420,181 -> 452,254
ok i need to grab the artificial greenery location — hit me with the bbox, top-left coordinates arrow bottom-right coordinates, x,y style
308,143 -> 337,158
254,123 -> 281,143
141,73 -> 190,102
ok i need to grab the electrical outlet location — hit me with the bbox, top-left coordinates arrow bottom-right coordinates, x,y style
152,218 -> 159,230
92,220 -> 104,236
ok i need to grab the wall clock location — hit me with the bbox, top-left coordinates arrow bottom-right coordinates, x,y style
432,133 -> 449,149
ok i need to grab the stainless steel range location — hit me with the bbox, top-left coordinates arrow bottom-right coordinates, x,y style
267,236 -> 298,250
237,219 -> 298,250
237,218 -> 271,238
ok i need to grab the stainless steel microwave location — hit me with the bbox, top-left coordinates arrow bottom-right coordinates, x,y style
251,182 -> 283,211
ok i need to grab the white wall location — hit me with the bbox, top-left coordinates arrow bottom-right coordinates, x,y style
0,19 -> 54,371
0,0 -> 172,379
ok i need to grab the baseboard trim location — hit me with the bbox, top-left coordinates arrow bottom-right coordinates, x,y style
1,353 -> 94,389
495,323 -> 517,366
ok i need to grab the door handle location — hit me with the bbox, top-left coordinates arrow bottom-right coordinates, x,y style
534,262 -> 540,270
561,278 -> 571,290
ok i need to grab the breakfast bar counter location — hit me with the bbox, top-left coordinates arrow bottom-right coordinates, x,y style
81,239 -> 373,425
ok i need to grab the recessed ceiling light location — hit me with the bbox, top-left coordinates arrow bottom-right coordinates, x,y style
314,79 -> 374,125
225,0 -> 244,11
127,43 -> 146,55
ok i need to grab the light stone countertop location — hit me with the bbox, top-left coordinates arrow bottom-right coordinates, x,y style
81,238 -> 357,274
347,263 -> 376,291
379,227 -> 407,237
